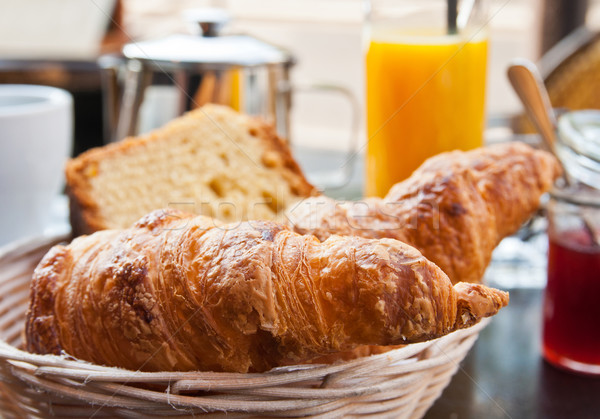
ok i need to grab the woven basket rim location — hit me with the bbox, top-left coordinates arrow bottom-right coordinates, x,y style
0,320 -> 488,380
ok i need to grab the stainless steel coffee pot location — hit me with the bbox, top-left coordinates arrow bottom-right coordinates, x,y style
99,9 -> 358,188
100,9 -> 297,141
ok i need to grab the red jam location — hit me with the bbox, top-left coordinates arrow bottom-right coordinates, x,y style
543,229 -> 600,375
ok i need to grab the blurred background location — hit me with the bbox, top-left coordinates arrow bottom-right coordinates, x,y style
2,2 -> 600,410
1,0 -> 599,156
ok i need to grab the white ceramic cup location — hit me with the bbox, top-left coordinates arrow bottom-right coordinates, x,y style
0,85 -> 73,246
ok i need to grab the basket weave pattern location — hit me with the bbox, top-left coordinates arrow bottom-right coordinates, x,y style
0,235 -> 486,418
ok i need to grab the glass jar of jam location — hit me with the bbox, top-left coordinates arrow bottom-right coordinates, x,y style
543,110 -> 600,376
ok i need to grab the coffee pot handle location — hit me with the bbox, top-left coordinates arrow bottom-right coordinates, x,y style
278,82 -> 361,190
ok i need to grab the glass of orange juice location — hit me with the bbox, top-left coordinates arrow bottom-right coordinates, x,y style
365,0 -> 489,197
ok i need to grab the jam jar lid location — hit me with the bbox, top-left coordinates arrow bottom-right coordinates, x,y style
550,180 -> 600,208
556,109 -> 600,189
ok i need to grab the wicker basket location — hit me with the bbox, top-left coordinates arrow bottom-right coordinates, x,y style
0,234 -> 487,419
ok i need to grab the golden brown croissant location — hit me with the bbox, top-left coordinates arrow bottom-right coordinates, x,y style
287,142 -> 561,284
26,209 -> 508,373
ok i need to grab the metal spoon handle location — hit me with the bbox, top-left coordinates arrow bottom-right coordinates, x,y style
507,59 -> 600,247
507,59 -> 558,150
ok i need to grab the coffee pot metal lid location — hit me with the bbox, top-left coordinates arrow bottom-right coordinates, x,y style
122,8 -> 294,70
123,34 -> 293,70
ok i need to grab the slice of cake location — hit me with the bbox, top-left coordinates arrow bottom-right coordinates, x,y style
66,105 -> 318,234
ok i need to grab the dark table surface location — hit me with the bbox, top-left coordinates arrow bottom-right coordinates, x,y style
424,287 -> 600,419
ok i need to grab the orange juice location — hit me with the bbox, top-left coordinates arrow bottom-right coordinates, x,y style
365,30 -> 488,197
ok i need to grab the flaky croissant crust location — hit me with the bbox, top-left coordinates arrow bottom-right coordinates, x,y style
26,209 -> 508,373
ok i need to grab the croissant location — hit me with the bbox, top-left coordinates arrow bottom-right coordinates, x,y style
26,209 -> 508,373
287,142 -> 561,284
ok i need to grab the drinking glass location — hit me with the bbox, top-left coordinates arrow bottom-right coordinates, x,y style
365,0 -> 489,197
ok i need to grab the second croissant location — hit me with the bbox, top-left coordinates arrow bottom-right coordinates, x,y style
287,142 -> 561,284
